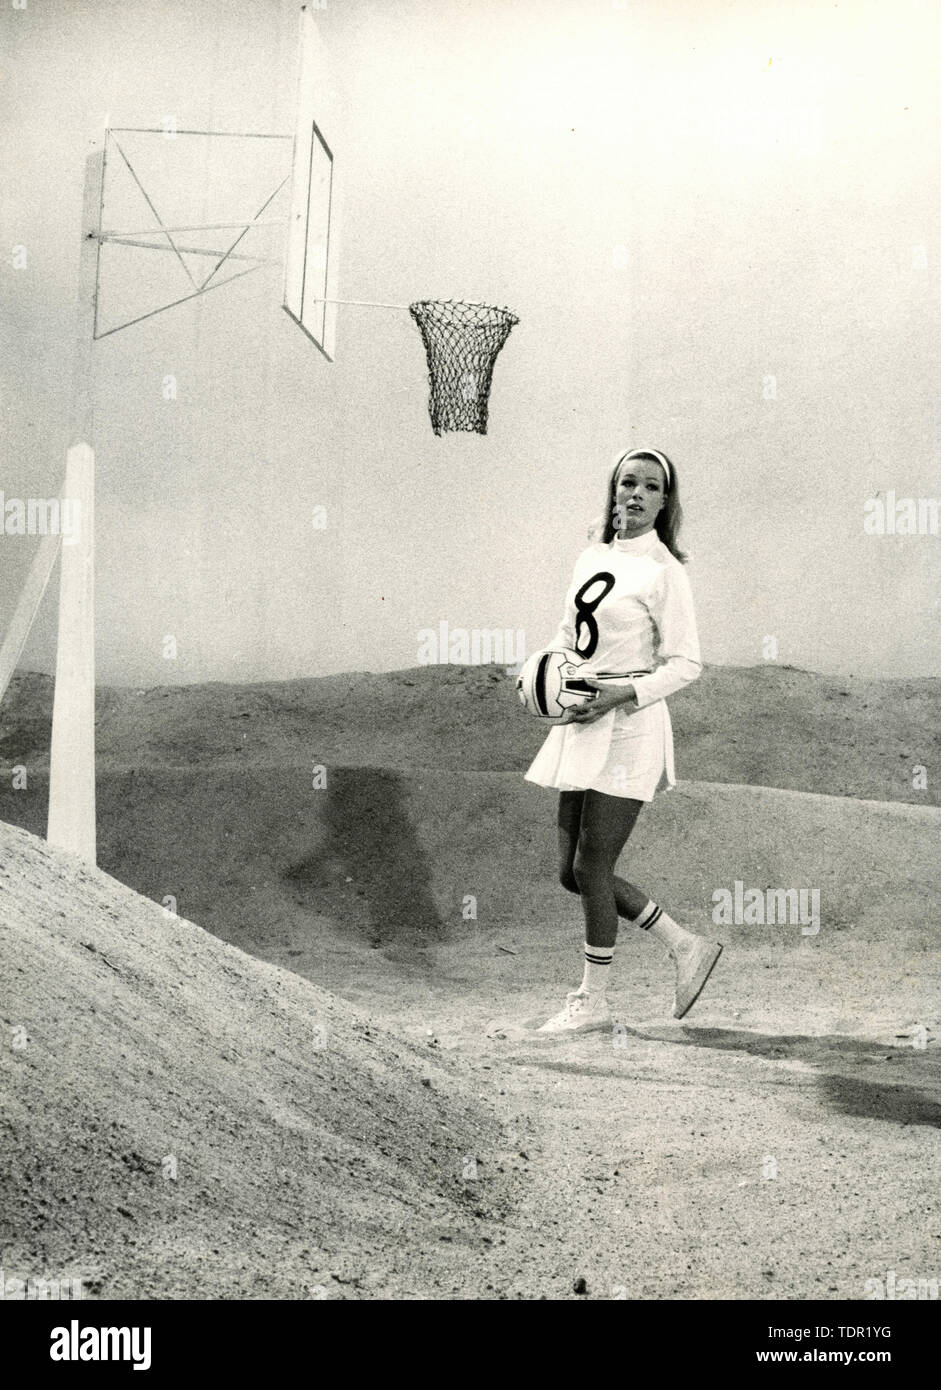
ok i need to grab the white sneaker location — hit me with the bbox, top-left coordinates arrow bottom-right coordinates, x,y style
670,937 -> 723,1019
537,989 -> 612,1035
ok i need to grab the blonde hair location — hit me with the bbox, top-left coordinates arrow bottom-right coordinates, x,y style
595,448 -> 687,562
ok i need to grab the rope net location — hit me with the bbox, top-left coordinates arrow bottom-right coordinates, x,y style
409,300 -> 519,435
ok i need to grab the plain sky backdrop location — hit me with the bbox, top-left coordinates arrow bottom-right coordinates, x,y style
2,0 -> 939,686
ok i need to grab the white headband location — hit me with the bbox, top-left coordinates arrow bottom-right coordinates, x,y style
615,448 -> 672,492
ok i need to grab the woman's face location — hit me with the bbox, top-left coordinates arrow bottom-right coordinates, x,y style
613,457 -> 667,536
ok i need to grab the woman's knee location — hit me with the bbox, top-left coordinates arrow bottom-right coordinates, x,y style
572,845 -> 613,893
559,865 -> 580,895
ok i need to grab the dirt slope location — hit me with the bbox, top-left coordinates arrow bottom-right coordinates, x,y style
0,821 -> 518,1299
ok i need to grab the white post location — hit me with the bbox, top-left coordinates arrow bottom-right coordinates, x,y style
47,143 -> 104,863
47,444 -> 96,861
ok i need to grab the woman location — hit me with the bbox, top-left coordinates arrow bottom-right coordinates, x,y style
525,447 -> 722,1035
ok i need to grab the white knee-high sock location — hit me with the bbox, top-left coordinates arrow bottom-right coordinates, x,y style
580,942 -> 614,995
631,900 -> 696,951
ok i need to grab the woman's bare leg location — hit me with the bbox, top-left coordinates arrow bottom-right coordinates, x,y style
558,789 -> 649,942
554,790 -> 722,1020
572,791 -> 645,947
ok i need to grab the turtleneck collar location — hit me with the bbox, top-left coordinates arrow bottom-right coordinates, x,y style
611,529 -> 660,555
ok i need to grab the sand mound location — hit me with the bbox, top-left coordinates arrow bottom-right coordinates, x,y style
8,771 -> 935,973
1,662 -> 938,969
0,821 -> 512,1299
2,662 -> 938,804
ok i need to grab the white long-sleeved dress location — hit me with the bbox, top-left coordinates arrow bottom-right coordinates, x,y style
524,529 -> 702,800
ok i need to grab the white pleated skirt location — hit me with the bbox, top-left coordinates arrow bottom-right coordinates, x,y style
524,699 -> 674,801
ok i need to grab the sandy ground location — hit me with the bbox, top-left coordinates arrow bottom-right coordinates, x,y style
1,664 -> 939,1299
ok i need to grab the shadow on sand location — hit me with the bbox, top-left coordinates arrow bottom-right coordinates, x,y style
285,766 -> 444,961
517,1024 -> 941,1129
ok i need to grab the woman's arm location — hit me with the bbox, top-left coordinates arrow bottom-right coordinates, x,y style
630,562 -> 702,709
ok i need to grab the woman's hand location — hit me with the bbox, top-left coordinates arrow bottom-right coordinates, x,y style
563,680 -> 637,725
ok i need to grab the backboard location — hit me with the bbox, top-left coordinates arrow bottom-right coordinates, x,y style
283,6 -> 339,361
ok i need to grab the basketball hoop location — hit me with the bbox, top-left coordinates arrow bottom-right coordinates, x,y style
408,300 -> 519,435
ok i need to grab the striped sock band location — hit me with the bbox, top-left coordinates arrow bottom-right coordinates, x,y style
633,900 -> 662,932
580,942 -> 614,995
